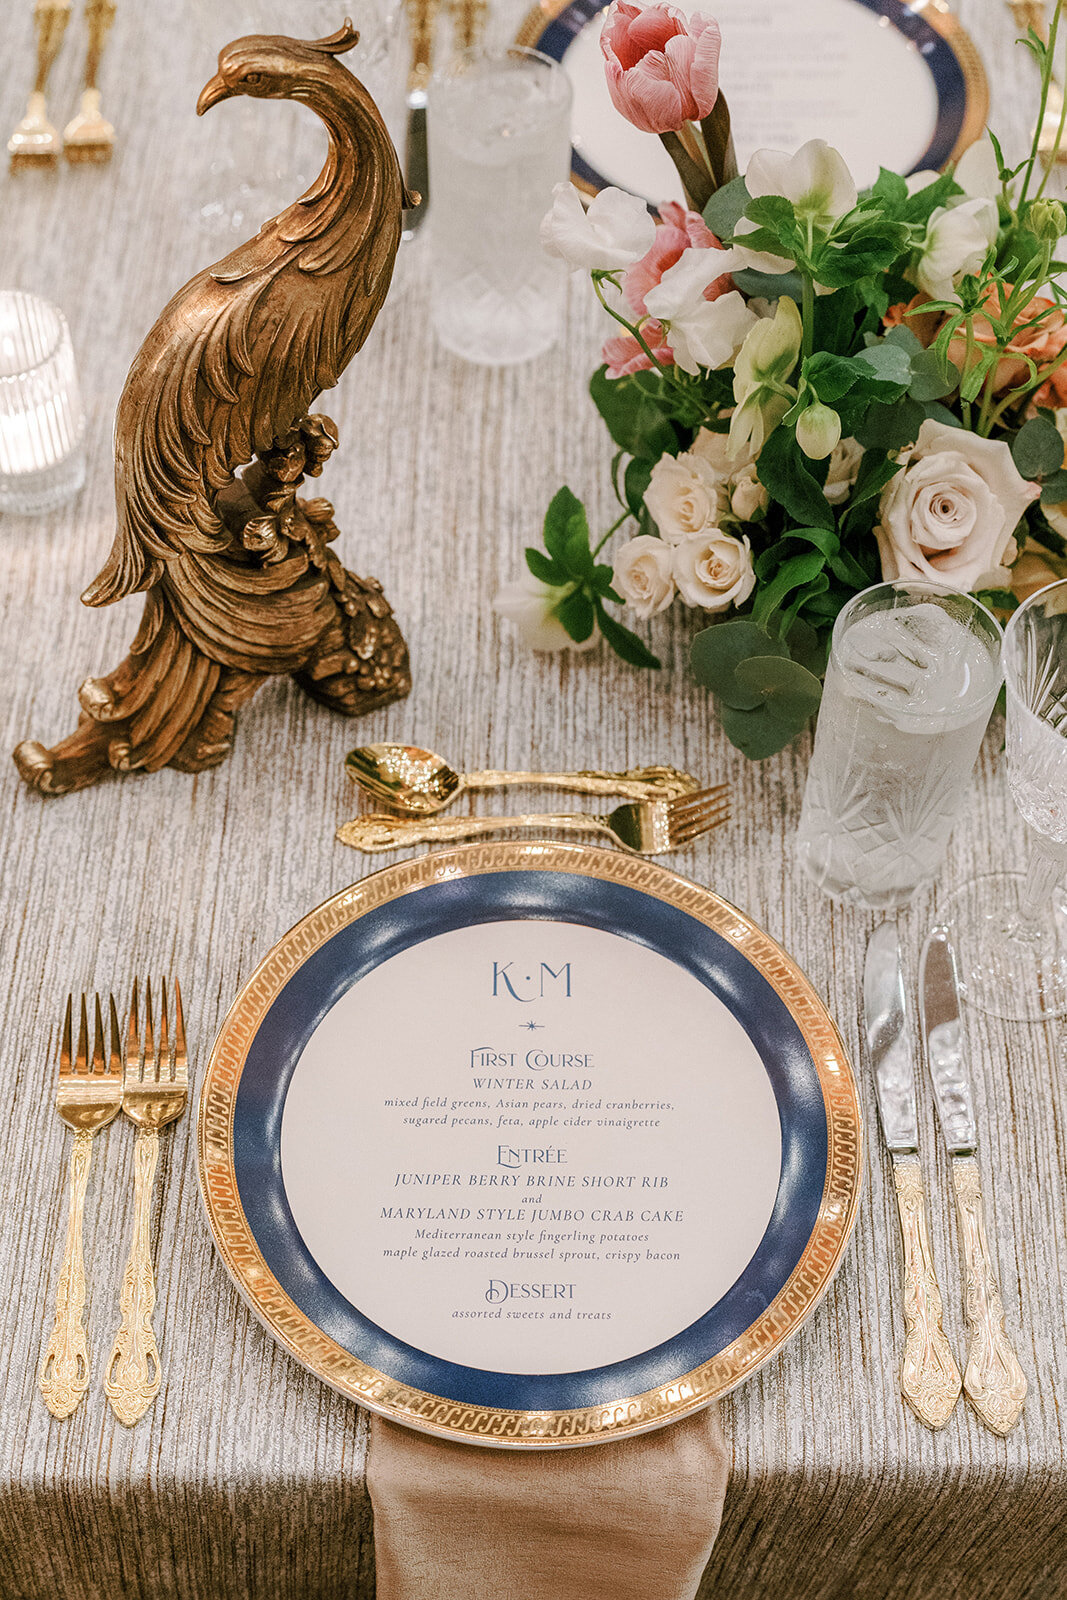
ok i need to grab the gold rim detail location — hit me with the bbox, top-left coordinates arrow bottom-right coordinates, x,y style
198,842 -> 862,1448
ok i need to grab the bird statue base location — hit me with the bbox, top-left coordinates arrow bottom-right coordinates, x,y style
13,21 -> 415,797
14,413 -> 411,795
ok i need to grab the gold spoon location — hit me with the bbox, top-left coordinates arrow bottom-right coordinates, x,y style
345,744 -> 701,817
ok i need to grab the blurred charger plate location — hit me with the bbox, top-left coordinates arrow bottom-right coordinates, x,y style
198,841 -> 862,1448
517,0 -> 988,201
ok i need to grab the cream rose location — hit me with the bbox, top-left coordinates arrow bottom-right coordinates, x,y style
644,451 -> 725,542
689,428 -> 768,522
875,420 -> 1038,590
823,436 -> 864,505
612,535 -> 676,619
672,531 -> 756,611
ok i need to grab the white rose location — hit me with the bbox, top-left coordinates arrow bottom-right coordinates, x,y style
540,182 -> 655,272
644,451 -> 726,542
823,436 -> 865,505
915,197 -> 997,301
672,532 -> 756,611
691,426 -> 753,476
875,420 -> 1038,590
611,536 -> 676,619
493,571 -> 596,653
730,465 -> 768,521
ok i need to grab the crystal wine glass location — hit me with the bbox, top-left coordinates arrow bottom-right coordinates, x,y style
943,577 -> 1067,1021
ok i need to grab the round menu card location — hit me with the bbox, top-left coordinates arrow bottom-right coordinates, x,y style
199,842 -> 862,1447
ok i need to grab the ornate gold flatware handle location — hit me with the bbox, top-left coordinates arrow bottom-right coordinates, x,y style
461,765 -> 698,801
892,1156 -> 962,1429
338,811 -> 619,852
951,1156 -> 1027,1434
105,1128 -> 161,1426
39,1129 -> 93,1418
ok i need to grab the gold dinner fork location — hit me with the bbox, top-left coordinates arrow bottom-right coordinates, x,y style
336,784 -> 732,855
39,995 -> 123,1418
104,979 -> 188,1427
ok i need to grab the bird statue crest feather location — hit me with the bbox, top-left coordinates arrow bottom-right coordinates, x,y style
15,22 -> 412,795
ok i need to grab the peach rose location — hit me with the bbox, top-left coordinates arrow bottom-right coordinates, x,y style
944,283 -> 1067,398
601,2 -> 721,136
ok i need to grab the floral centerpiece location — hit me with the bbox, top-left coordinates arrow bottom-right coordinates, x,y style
494,0 -> 1067,757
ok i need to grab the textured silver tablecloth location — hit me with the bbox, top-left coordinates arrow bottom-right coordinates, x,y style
1,2 -> 1065,1596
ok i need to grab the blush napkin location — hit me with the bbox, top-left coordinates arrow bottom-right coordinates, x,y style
367,1404 -> 729,1599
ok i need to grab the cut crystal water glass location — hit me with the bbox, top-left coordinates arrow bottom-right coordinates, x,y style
943,577 -> 1067,1021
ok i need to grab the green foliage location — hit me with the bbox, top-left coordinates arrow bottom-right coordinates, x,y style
691,621 -> 822,758
589,366 -> 679,460
702,176 -> 750,241
1012,412 -> 1065,479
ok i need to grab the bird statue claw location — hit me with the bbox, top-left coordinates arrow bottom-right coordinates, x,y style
13,29 -> 412,797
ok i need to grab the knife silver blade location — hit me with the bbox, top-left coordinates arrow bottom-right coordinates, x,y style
918,927 -> 976,1155
919,923 -> 1027,1434
863,921 -> 961,1429
864,921 -> 918,1152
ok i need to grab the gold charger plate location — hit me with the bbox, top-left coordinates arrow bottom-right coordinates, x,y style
198,841 -> 862,1447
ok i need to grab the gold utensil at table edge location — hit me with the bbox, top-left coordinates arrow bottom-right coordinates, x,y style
104,978 -> 188,1427
39,994 -> 123,1419
337,784 -> 731,855
345,744 -> 701,815
8,0 -> 73,172
63,0 -> 117,164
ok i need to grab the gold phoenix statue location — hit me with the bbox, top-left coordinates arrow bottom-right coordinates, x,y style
15,22 -> 413,796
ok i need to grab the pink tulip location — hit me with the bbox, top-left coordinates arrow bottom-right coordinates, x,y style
601,2 -> 721,136
623,202 -> 731,316
603,319 -> 675,378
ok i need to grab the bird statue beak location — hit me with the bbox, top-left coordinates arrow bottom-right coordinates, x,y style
197,74 -> 237,115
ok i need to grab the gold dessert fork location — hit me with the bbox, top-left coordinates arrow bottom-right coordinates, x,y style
39,994 -> 123,1418
104,979 -> 188,1427
63,0 -> 117,164
337,784 -> 731,855
8,0 -> 73,172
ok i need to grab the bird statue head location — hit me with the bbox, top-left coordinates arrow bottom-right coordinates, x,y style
196,20 -> 361,114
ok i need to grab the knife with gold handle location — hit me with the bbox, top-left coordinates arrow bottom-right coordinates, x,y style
919,928 -> 1027,1435
864,922 -> 962,1429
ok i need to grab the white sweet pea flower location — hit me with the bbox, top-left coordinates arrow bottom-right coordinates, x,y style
746,139 -> 858,222
915,196 -> 998,300
733,139 -> 858,274
611,536 -> 676,619
795,402 -> 841,461
954,134 -> 1000,202
493,570 -> 596,653
655,290 -> 760,375
642,243 -> 739,312
729,296 -> 802,457
672,531 -> 756,611
540,182 -> 656,272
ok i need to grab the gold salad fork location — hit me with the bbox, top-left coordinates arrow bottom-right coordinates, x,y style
104,979 -> 188,1427
337,784 -> 731,855
39,995 -> 123,1418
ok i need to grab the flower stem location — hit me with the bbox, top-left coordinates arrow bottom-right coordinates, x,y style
593,508 -> 633,556
1019,0 -> 1063,209
801,273 -> 815,361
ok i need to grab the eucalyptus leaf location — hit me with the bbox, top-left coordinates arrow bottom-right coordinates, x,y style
732,267 -> 807,301
1012,413 -> 1064,480
690,620 -> 788,710
907,347 -> 960,402
719,701 -> 804,759
702,176 -> 750,241
855,395 -> 924,450
1040,468 -> 1067,504
733,655 -> 824,723
854,340 -> 913,387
